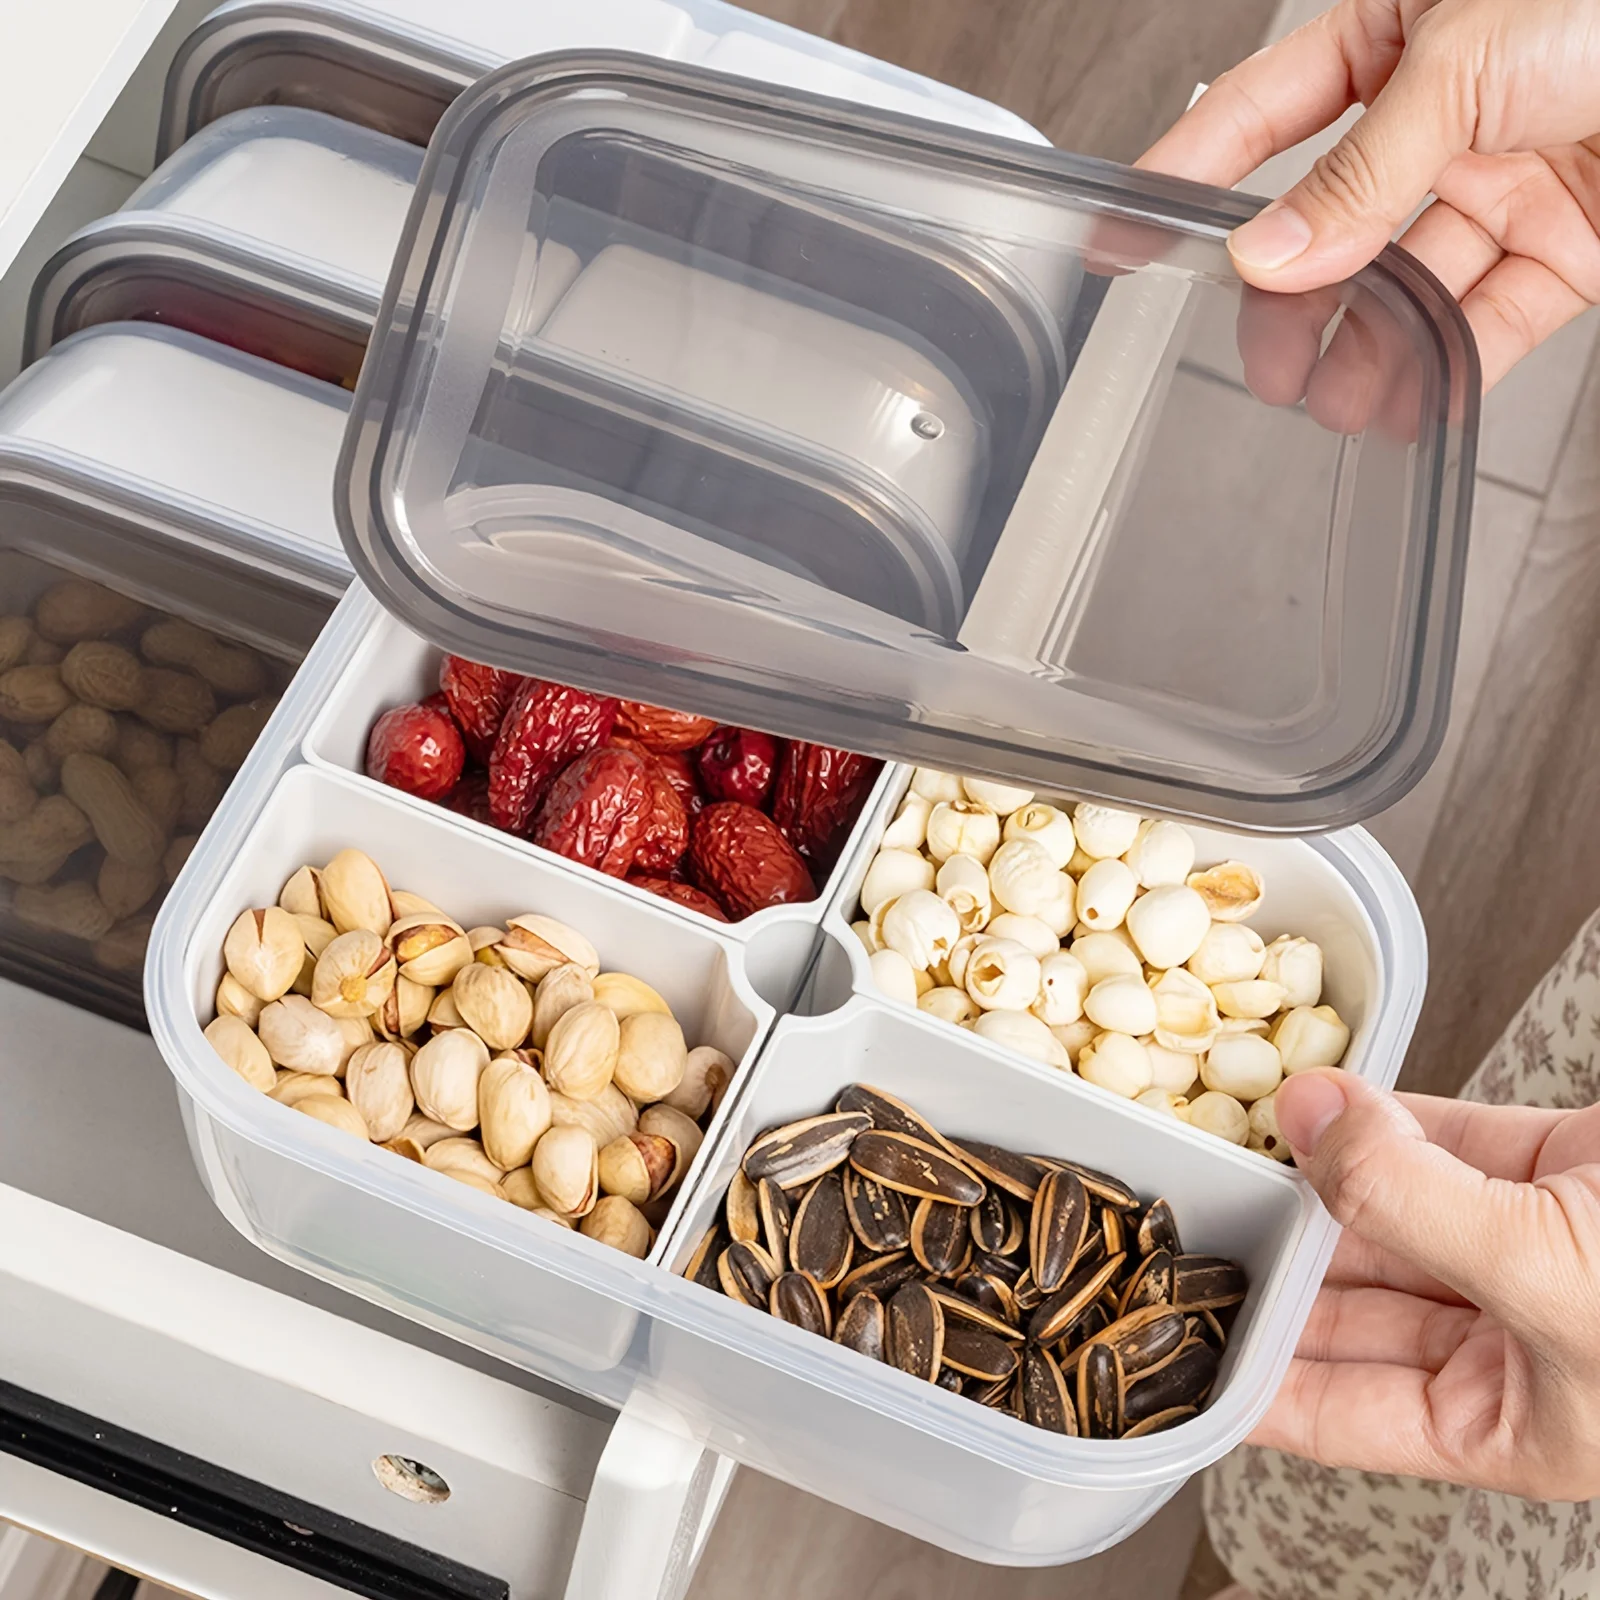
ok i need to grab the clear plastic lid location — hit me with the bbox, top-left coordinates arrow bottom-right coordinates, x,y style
338,52 -> 1479,831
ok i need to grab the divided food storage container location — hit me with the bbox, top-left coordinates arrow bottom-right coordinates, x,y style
147,51 -> 1476,1565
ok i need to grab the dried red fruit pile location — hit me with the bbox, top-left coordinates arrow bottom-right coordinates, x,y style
365,657 -> 880,922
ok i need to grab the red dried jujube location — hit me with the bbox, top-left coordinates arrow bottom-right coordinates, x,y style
627,875 -> 730,921
440,655 -> 520,763
772,742 -> 880,870
632,759 -> 690,874
488,679 -> 618,833
696,726 -> 778,808
615,700 -> 719,752
531,747 -> 653,877
689,803 -> 814,917
366,701 -> 465,802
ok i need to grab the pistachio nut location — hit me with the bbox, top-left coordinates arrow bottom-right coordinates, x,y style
424,1137 -> 506,1183
334,1014 -> 376,1072
319,848 -> 394,936
597,1132 -> 677,1205
377,974 -> 434,1041
531,1125 -> 599,1217
427,987 -> 466,1030
660,1045 -> 733,1120
442,1169 -> 506,1199
592,971 -> 672,1020
410,1027 -> 491,1130
1071,803 -> 1142,860
383,1136 -> 426,1163
479,1054 -> 553,1170
534,1206 -> 575,1229
469,925 -> 507,964
387,913 -> 472,987
390,890 -> 443,919
496,914 -> 600,982
203,1014 -> 274,1092
501,1167 -> 544,1210
549,1083 -> 637,1147
291,914 -> 338,995
216,972 -> 264,1028
223,905 -> 304,1002
258,994 -> 346,1075
580,1194 -> 653,1257
272,1070 -> 347,1108
452,962 -> 533,1052
529,962 -> 594,1049
544,1000 -> 619,1101
311,929 -> 397,1019
398,1111 -> 456,1150
613,1010 -> 688,1104
295,1094 -> 370,1140
1123,818 -> 1196,888
345,1041 -> 414,1143
1186,922 -> 1267,988
636,1103 -> 703,1189
278,865 -> 325,920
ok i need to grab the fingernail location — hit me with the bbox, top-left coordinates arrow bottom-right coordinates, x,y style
1230,202 -> 1313,270
1275,1071 -> 1350,1156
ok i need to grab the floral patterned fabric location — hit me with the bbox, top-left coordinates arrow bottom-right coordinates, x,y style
1204,906 -> 1600,1600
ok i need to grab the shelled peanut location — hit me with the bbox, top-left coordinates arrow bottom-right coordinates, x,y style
854,772 -> 1352,1161
0,577 -> 286,980
204,847 -> 736,1256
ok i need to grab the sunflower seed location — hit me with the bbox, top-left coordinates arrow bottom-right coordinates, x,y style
929,1287 -> 1024,1342
770,1271 -> 832,1336
1014,1269 -> 1043,1311
1096,1307 -> 1187,1375
950,1139 -> 1047,1202
756,1177 -> 793,1263
1173,1255 -> 1249,1311
940,1323 -> 1020,1383
912,1198 -> 970,1276
973,1250 -> 1024,1289
744,1112 -> 870,1190
971,1373 -> 1018,1409
1078,1340 -> 1123,1438
1055,1298 -> 1112,1364
1101,1205 -> 1125,1259
1030,1168 -> 1090,1294
844,1167 -> 910,1254
833,1290 -> 887,1361
1021,1344 -> 1078,1434
726,1171 -> 760,1243
887,1281 -> 945,1381
686,1224 -> 725,1291
969,1189 -> 1010,1256
957,1271 -> 1018,1325
935,1366 -> 966,1393
790,1171 -> 854,1289
1119,1247 -> 1175,1315
1190,1308 -> 1228,1349
1121,1404 -> 1198,1439
1136,1198 -> 1181,1259
1053,1158 -> 1141,1212
1123,1339 -> 1220,1424
718,1240 -> 778,1308
838,1249 -> 922,1305
850,1132 -> 985,1205
1029,1253 -> 1127,1344
837,1084 -> 955,1151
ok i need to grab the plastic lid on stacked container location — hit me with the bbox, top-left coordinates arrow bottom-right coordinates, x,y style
338,50 -> 1480,834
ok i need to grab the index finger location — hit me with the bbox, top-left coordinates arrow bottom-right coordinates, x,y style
1395,1094 -> 1568,1182
1136,12 -> 1360,187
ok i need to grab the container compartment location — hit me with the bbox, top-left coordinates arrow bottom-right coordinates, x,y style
27,217 -> 373,388
163,759 -> 772,1372
302,595 -> 897,1007
819,766 -> 1420,1132
0,467 -> 334,1026
650,999 -> 1312,1562
0,322 -> 354,583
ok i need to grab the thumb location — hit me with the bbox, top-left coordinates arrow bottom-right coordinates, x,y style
1277,1071 -> 1543,1320
1227,37 -> 1469,291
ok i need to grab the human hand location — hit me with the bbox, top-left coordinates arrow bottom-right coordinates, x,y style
1257,1069 -> 1600,1499
1140,0 -> 1600,389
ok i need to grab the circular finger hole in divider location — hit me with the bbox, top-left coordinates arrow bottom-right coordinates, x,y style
373,1454 -> 451,1504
